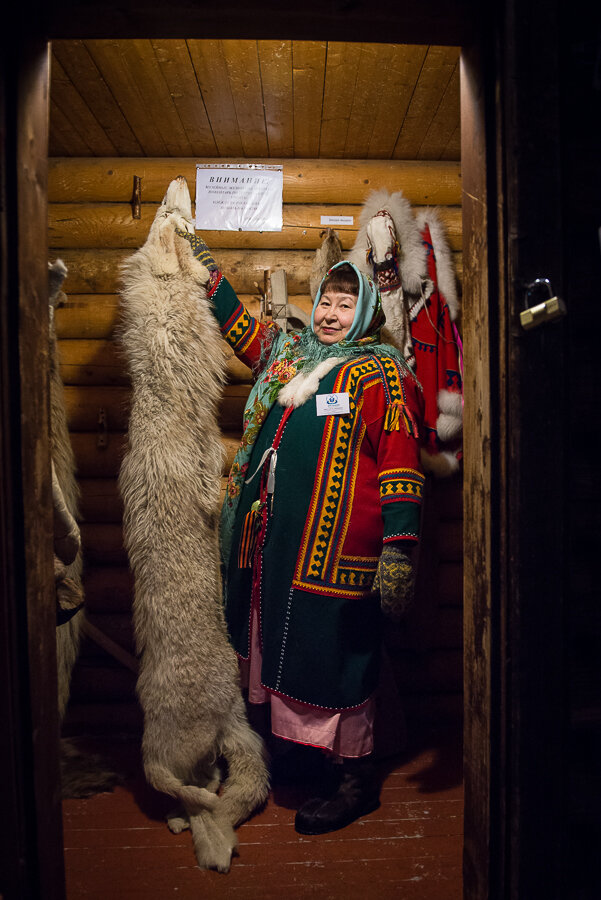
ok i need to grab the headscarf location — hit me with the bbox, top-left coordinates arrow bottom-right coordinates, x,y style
310,260 -> 385,341
220,262 -> 413,565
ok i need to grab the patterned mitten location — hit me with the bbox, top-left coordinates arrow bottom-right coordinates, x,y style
372,543 -> 415,621
175,227 -> 222,294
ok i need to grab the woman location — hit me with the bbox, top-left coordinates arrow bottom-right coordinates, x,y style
181,229 -> 425,834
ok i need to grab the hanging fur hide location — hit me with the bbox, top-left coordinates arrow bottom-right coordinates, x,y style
118,176 -> 269,873
49,260 -> 121,799
309,227 -> 344,299
349,189 -> 463,477
49,260 -> 85,719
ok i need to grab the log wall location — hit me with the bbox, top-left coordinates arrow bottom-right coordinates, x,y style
49,157 -> 464,733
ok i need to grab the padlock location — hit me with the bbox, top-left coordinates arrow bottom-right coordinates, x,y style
520,278 -> 566,330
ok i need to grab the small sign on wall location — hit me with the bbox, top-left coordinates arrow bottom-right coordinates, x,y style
320,215 -> 354,226
195,163 -> 283,232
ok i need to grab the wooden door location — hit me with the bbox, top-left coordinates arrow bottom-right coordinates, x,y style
462,1 -> 567,897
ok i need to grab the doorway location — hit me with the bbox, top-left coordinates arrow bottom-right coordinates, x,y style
3,11 -> 502,899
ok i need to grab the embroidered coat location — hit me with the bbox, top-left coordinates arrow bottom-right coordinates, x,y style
213,278 -> 425,711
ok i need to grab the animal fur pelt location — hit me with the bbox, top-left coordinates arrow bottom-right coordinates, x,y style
48,260 -> 84,718
118,176 -> 269,873
310,227 -> 344,299
49,260 -> 122,799
347,188 -> 427,296
60,737 -> 122,799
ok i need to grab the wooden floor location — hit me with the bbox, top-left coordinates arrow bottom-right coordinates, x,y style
62,724 -> 463,899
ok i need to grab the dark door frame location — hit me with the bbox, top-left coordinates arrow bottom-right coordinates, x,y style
1,2 -> 567,897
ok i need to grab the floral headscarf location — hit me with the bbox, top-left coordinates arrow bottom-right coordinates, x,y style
311,260 -> 385,341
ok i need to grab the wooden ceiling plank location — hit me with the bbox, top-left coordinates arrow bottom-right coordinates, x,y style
84,40 -> 170,156
392,45 -> 460,159
51,40 -> 143,156
367,44 -> 428,159
50,56 -> 118,157
257,40 -> 294,158
441,123 -> 462,161
49,99 -> 93,157
150,39 -> 218,157
187,40 -> 245,157
292,41 -> 327,159
417,62 -> 460,159
319,41 -> 362,158
221,40 -> 269,158
124,38 -> 196,156
344,43 -> 393,160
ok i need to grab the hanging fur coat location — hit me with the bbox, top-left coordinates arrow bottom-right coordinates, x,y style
347,189 -> 463,477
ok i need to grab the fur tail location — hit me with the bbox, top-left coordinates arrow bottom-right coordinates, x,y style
145,762 -> 219,814
219,700 -> 270,826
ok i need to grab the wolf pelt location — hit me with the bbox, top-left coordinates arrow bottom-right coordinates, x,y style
118,176 -> 269,873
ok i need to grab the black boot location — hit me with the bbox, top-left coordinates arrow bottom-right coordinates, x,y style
294,756 -> 380,835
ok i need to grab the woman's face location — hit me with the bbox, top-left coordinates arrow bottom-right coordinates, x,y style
313,291 -> 358,344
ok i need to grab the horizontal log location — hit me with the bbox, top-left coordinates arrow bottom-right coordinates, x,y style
54,293 -> 314,340
69,658 -> 137,702
63,383 -> 250,432
57,247 -> 463,296
58,338 -> 129,387
79,478 -> 123,522
72,432 -> 239,479
429,473 -> 463,519
437,519 -> 463,562
437,561 -> 463,607
80,523 -> 128,566
386,605 -> 462,652
57,248 -> 312,295
79,612 -> 135,656
48,202 -> 462,252
389,648 -> 462,693
57,338 -> 254,386
82,566 -> 133,613
48,158 -> 462,205
64,385 -> 130,431
71,432 -> 127,478
54,294 -> 121,339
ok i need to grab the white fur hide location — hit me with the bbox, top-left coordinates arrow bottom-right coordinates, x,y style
348,189 -> 426,296
310,228 -> 344,300
277,357 -> 345,408
49,259 -> 83,721
118,176 -> 268,873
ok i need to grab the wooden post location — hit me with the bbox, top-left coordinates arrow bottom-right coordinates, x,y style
0,34 -> 66,900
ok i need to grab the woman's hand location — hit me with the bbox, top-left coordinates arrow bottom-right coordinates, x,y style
372,544 -> 415,621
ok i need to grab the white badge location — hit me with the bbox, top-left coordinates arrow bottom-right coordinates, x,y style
316,392 -> 351,416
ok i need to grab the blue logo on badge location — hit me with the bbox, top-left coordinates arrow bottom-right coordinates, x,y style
326,395 -> 337,405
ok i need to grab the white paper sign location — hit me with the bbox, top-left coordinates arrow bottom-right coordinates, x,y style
316,392 -> 351,416
195,164 -> 283,232
320,215 -> 354,226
